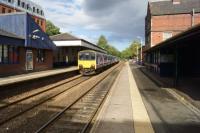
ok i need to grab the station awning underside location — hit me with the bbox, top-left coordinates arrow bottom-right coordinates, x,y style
145,24 -> 200,53
51,33 -> 107,53
54,39 -> 107,53
0,29 -> 24,46
0,13 -> 56,50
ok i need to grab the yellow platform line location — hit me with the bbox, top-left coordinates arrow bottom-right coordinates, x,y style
89,65 -> 124,133
127,63 -> 155,133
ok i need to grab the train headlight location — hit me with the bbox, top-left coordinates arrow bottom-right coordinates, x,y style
79,65 -> 83,69
91,64 -> 95,69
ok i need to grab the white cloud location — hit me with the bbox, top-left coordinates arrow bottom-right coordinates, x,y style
34,0 -> 148,50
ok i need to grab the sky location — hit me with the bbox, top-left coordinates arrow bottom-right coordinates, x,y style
34,0 -> 148,51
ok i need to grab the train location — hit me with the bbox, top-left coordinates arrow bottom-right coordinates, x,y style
78,50 -> 119,75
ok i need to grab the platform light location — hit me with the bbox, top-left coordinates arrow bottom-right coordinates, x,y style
32,29 -> 39,33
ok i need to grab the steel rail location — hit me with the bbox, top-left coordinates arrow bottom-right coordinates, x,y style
35,63 -> 122,133
0,75 -> 82,111
0,76 -> 92,126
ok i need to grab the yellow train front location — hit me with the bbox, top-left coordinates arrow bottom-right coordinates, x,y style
78,50 -> 118,75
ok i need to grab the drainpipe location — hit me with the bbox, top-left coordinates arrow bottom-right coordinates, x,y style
192,8 -> 195,27
174,46 -> 179,87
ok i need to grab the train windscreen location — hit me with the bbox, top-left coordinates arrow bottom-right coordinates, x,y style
79,52 -> 95,60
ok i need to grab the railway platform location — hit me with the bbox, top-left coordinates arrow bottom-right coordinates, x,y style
0,66 -> 78,86
90,63 -> 155,133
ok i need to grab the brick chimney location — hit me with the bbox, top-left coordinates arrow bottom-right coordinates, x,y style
172,0 -> 180,4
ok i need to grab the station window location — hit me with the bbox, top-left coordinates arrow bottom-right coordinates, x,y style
7,0 -> 12,3
17,0 -> 21,6
33,7 -> 35,12
40,10 -> 43,16
3,45 -> 8,64
22,2 -> 25,8
0,45 -> 2,63
0,45 -> 19,64
37,9 -> 39,14
2,8 -> 6,13
37,19 -> 40,25
37,49 -> 45,63
40,20 -> 43,26
27,4 -> 30,10
163,32 -> 172,41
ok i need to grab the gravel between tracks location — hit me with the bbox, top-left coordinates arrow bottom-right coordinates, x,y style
0,64 -> 121,133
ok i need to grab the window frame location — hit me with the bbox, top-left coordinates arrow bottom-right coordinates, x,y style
0,44 -> 19,65
37,49 -> 45,63
163,32 -> 172,41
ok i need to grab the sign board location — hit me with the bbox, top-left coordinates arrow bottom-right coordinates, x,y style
26,50 -> 33,71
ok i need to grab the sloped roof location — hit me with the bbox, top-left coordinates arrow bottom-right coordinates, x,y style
50,33 -> 80,41
149,0 -> 200,15
145,23 -> 200,52
0,29 -> 24,39
0,12 -> 56,50
51,33 -> 107,53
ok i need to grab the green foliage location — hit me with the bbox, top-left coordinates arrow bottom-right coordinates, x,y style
97,35 -> 121,57
46,20 -> 60,36
121,41 -> 141,59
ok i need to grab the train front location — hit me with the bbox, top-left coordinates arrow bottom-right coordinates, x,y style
78,50 -> 96,75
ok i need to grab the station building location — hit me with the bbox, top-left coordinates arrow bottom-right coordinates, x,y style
0,0 -> 46,31
146,0 -> 200,48
50,33 -> 107,67
144,0 -> 200,87
0,12 -> 55,76
144,24 -> 200,86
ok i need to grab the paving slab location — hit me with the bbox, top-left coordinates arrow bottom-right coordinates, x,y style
90,63 -> 154,133
0,66 -> 78,86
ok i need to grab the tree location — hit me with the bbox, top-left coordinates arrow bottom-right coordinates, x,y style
121,40 -> 140,59
97,35 -> 121,57
46,20 -> 60,36
97,35 -> 108,49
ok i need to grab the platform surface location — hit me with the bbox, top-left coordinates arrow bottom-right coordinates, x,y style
0,66 -> 78,86
90,63 -> 154,133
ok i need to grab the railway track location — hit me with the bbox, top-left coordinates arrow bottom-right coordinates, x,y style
36,63 -> 123,133
0,63 -> 123,133
0,75 -> 82,110
0,75 -> 91,125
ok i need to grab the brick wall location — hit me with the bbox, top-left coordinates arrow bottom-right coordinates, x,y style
33,49 -> 53,71
0,47 -> 53,76
149,13 -> 200,46
0,4 -> 46,32
0,47 -> 25,76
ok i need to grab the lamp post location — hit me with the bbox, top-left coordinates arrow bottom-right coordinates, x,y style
137,36 -> 143,64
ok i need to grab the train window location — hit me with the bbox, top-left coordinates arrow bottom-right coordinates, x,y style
79,52 -> 95,60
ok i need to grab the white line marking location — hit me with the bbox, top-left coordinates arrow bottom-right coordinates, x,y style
127,63 -> 155,133
165,88 -> 200,119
